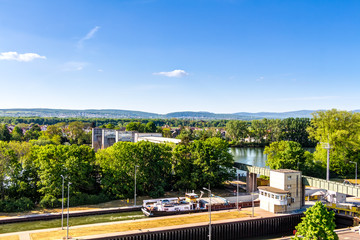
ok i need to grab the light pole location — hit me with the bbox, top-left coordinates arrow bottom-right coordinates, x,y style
203,186 -> 211,240
350,161 -> 357,186
67,182 -> 71,240
134,165 -> 139,206
60,174 -> 64,230
233,167 -> 239,211
321,143 -> 332,181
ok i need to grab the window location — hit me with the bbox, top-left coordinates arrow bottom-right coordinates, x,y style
287,185 -> 291,189
288,176 -> 292,180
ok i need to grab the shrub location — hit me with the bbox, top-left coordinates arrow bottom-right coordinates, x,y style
0,197 -> 35,212
39,195 -> 61,208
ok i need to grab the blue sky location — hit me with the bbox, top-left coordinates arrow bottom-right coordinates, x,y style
0,0 -> 359,114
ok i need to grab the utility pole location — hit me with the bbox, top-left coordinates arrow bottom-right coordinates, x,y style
252,173 -> 255,217
236,170 -> 239,211
203,185 -> 211,240
67,182 -> 71,240
60,175 -> 64,230
321,143 -> 332,181
233,167 -> 239,211
134,165 -> 139,206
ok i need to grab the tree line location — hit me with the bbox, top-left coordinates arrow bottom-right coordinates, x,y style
0,137 -> 234,212
225,118 -> 315,147
0,117 -> 229,128
265,109 -> 360,179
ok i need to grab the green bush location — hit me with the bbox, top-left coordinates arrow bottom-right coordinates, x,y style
39,195 -> 61,208
0,197 -> 35,212
68,193 -> 110,206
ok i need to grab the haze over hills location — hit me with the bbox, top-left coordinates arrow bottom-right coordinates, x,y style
1,108 -> 358,120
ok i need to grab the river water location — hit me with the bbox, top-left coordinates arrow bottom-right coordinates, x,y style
230,147 -> 267,167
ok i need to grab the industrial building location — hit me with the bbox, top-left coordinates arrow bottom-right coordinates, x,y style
258,169 -> 302,213
91,128 -> 181,151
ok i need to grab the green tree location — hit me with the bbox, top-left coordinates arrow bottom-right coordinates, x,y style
162,128 -> 172,138
11,126 -> 23,141
145,121 -> 157,133
249,120 -> 267,144
125,122 -> 141,132
24,124 -> 41,141
67,121 -> 91,144
280,118 -> 314,147
172,143 -> 196,189
0,125 -> 11,141
264,141 -> 309,170
96,141 -> 172,198
293,201 -> 338,240
307,109 -> 360,177
33,145 -> 98,197
226,120 -> 248,142
6,141 -> 39,201
0,141 -> 17,199
173,138 -> 234,189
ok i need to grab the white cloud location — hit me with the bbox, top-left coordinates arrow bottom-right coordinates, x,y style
78,26 -> 100,48
153,69 -> 189,78
62,62 -> 88,71
0,52 -> 46,62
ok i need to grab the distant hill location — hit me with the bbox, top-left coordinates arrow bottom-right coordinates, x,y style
0,108 -> 357,120
233,110 -> 317,119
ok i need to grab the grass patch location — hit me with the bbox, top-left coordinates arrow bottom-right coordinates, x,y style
31,210 -> 254,240
0,211 -> 144,234
0,188 -> 236,218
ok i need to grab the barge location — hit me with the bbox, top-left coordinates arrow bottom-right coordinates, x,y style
141,192 -> 235,217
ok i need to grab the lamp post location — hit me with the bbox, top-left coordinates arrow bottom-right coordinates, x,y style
134,165 -> 139,206
67,182 -> 71,240
60,175 -> 65,230
350,161 -> 357,186
233,167 -> 239,211
203,186 -> 212,240
321,143 -> 331,181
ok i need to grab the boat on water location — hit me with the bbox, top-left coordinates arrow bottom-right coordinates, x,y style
141,191 -> 234,217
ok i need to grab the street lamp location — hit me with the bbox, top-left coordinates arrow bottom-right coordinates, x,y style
203,186 -> 212,240
60,175 -> 65,230
67,182 -> 71,240
134,165 -> 139,206
252,174 -> 255,217
350,161 -> 358,186
233,167 -> 239,211
321,142 -> 332,181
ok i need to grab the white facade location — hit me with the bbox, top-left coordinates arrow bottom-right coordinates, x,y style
259,169 -> 302,213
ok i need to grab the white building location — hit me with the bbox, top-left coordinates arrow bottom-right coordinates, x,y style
258,169 -> 302,213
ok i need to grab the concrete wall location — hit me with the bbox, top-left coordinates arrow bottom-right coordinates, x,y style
268,170 -> 302,212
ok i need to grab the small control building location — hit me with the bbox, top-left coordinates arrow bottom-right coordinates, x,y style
258,169 -> 302,213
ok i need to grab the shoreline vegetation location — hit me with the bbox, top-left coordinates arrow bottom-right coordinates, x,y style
0,109 -> 359,214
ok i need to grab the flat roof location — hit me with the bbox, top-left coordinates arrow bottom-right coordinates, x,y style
137,137 -> 182,144
258,186 -> 289,194
272,169 -> 301,173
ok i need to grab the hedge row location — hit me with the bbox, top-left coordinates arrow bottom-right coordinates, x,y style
0,197 -> 35,212
39,193 -> 111,209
